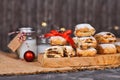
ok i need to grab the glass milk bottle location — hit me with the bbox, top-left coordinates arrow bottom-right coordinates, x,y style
37,22 -> 51,54
17,27 -> 37,59
37,35 -> 51,53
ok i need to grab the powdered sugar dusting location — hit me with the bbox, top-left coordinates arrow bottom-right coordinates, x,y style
99,44 -> 116,48
78,36 -> 96,41
88,47 -> 97,51
75,23 -> 94,30
96,32 -> 113,36
63,46 -> 75,52
115,42 -> 120,46
50,36 -> 66,42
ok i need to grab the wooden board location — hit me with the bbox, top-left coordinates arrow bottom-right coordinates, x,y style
38,54 -> 120,68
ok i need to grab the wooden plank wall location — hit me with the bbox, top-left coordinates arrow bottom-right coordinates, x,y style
0,0 -> 120,51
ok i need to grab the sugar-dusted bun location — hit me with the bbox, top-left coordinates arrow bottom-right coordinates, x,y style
94,32 -> 116,44
74,24 -> 96,37
73,36 -> 97,49
44,46 -> 64,58
97,44 -> 117,54
73,37 -> 78,45
114,42 -> 120,53
62,46 -> 76,57
50,36 -> 67,46
76,48 -> 97,57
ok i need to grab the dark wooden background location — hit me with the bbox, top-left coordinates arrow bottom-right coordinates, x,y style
0,0 -> 120,51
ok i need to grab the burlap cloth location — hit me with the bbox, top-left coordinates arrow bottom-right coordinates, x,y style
0,51 -> 76,76
0,39 -> 120,76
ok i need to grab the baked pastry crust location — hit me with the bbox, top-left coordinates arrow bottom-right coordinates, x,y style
73,36 -> 97,49
115,42 -> 120,53
97,44 -> 117,54
74,24 -> 96,37
76,48 -> 97,57
73,37 -> 78,45
94,32 -> 116,44
50,36 -> 67,46
44,46 -> 64,58
62,46 -> 76,57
